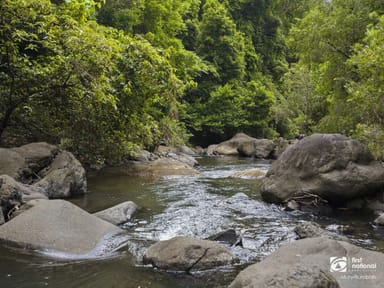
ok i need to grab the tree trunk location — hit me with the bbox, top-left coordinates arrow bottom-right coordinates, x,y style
0,106 -> 16,141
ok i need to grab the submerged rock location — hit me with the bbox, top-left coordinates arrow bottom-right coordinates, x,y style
261,134 -> 384,205
0,199 -> 122,255
230,237 -> 384,288
94,201 -> 139,225
143,236 -> 236,271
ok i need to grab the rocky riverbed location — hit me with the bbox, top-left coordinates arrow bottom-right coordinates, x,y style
1,134 -> 384,287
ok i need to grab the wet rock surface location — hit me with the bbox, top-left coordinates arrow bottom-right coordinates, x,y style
261,134 -> 384,205
143,236 -> 236,271
94,201 -> 139,225
230,237 -> 384,288
0,199 -> 122,255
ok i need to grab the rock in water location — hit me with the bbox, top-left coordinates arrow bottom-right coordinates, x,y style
102,158 -> 199,178
0,199 -> 122,255
229,237 -> 384,288
34,151 -> 87,198
261,134 -> 384,205
374,214 -> 384,226
206,133 -> 275,158
94,201 -> 138,225
143,236 -> 236,271
0,142 -> 58,182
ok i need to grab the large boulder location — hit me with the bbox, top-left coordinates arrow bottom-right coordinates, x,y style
34,151 -> 87,198
237,139 -> 276,158
0,199 -> 122,255
229,237 -> 384,288
12,142 -> 59,177
0,149 -> 25,180
157,145 -> 197,157
261,134 -> 384,205
0,142 -> 58,182
94,201 -> 138,225
0,143 -> 86,198
143,236 -> 236,271
0,175 -> 47,202
0,175 -> 47,221
207,133 -> 275,158
102,158 -> 199,178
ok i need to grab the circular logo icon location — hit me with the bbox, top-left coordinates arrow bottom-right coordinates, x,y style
330,257 -> 347,272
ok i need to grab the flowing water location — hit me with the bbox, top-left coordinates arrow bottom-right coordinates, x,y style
1,157 -> 384,288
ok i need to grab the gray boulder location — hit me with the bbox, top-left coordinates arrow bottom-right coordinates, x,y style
374,214 -> 384,226
0,175 -> 47,203
0,175 -> 47,221
12,142 -> 59,176
0,143 -> 86,199
272,137 -> 294,159
34,151 -> 87,198
0,149 -> 25,179
207,133 -> 275,158
237,139 -> 275,158
102,158 -> 199,178
0,199 -> 122,255
261,134 -> 384,205
143,236 -> 236,271
231,264 -> 339,288
156,145 -> 198,167
0,142 -> 58,182
94,201 -> 138,225
157,145 -> 197,156
229,237 -> 384,288
295,221 -> 348,242
130,149 -> 155,162
164,152 -> 199,167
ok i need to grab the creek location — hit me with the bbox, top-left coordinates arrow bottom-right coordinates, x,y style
1,157 -> 384,288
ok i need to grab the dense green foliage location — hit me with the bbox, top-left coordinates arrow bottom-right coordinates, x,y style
1,0 -> 384,162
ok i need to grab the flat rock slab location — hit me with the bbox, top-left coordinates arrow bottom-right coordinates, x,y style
143,236 -> 236,271
0,199 -> 121,255
229,237 -> 384,288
